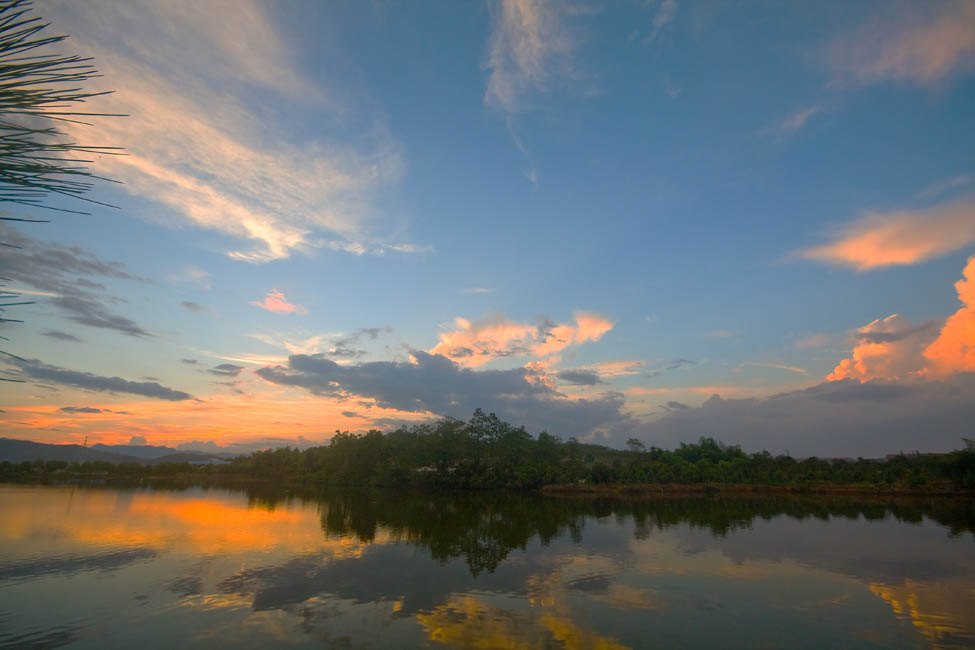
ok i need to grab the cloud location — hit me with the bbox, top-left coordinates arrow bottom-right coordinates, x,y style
429,312 -> 613,367
483,0 -> 579,114
828,315 -> 941,382
58,406 -> 104,414
924,256 -> 975,375
249,290 -> 308,315
758,106 -> 821,138
181,301 -> 204,313
662,400 -> 689,411
0,226 -> 152,337
828,1 -> 975,86
257,351 -> 634,440
207,363 -> 245,378
41,330 -> 82,343
795,334 -> 830,349
46,0 -> 417,263
646,0 -> 676,43
171,265 -> 211,289
828,257 -> 975,381
249,327 -> 386,357
737,362 -> 808,375
2,356 -> 193,401
128,435 -> 147,446
582,360 -> 646,378
181,359 -> 199,365
637,373 -> 975,458
797,199 -> 974,270
664,358 -> 696,371
918,174 -> 973,198
463,287 -> 494,294
556,370 -> 603,386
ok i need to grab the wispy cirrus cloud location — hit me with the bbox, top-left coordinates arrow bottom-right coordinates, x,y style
249,290 -> 308,315
736,361 -> 807,375
249,327 -> 386,358
759,105 -> 821,138
483,0 -> 580,115
827,1 -> 975,86
645,0 -> 676,43
429,312 -> 613,367
797,199 -> 974,270
45,0 -> 420,263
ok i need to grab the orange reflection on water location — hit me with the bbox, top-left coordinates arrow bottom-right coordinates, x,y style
870,580 -> 975,650
0,485 -> 377,558
417,594 -> 630,650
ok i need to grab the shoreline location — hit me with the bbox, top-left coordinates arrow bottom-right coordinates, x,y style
540,482 -> 975,497
2,475 -> 974,498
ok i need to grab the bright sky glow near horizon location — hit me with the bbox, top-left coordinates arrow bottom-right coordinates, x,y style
1,0 -> 973,457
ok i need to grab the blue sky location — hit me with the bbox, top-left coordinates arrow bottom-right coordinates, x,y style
2,0 -> 973,456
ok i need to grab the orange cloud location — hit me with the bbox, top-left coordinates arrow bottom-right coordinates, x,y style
828,1 -> 975,85
250,289 -> 308,314
827,315 -> 938,382
828,257 -> 975,381
429,312 -> 613,367
799,200 -> 974,270
923,256 -> 975,374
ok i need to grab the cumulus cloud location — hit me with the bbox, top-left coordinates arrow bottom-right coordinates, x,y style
0,226 -> 151,337
797,199 -> 974,270
828,1 -> 975,86
483,0 -> 579,114
828,315 -> 941,382
249,290 -> 308,315
430,312 -> 613,367
181,301 -> 204,313
828,257 -> 975,381
44,0 -> 418,262
924,256 -> 975,375
128,435 -> 147,446
2,356 -> 192,401
257,351 -> 634,440
637,374 -> 975,458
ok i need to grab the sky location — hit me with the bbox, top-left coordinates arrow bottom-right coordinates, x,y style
1,0 -> 973,457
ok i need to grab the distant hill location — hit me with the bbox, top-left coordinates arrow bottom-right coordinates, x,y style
0,438 -> 230,465
89,443 -> 237,460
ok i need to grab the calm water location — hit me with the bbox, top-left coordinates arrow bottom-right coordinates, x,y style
0,484 -> 973,649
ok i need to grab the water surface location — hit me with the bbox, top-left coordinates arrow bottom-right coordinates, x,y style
0,483 -> 972,649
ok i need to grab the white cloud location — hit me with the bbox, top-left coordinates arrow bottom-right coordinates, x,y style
483,0 -> 578,114
646,0 -> 676,43
42,0 -> 419,262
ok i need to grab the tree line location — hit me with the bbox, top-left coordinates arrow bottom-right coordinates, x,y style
3,409 -> 974,490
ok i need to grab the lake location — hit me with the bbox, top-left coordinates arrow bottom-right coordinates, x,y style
0,483 -> 972,649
